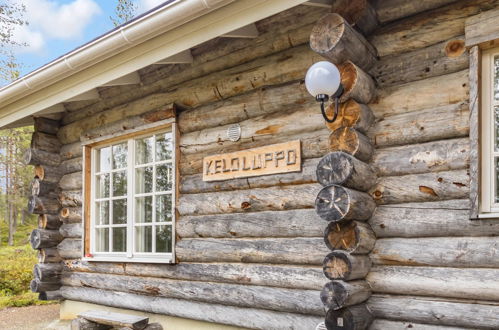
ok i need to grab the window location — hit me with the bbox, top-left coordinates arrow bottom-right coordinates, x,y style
481,48 -> 499,214
83,123 -> 177,263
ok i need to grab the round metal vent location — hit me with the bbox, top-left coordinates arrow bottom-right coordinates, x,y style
227,124 -> 241,142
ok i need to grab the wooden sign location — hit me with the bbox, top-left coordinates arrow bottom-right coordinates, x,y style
203,140 -> 301,181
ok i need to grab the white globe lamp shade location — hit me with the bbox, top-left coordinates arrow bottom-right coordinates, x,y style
305,61 -> 341,97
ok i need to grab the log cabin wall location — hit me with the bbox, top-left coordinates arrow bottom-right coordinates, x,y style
27,1 -> 499,329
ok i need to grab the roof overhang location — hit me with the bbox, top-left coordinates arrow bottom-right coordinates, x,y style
0,0 -> 312,129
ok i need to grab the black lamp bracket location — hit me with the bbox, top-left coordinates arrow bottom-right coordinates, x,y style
317,84 -> 344,123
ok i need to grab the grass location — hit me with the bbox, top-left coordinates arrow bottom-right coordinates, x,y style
0,218 -> 56,309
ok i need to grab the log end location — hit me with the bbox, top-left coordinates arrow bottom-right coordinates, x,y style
310,13 -> 345,58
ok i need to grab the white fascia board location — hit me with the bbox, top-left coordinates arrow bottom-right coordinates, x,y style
101,72 -> 141,86
155,49 -> 193,64
0,0 -> 309,128
222,24 -> 259,38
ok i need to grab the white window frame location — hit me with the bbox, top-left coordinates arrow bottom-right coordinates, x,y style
82,120 -> 177,263
481,47 -> 499,215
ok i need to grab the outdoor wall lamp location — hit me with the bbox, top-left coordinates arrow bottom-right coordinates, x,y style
305,61 -> 344,123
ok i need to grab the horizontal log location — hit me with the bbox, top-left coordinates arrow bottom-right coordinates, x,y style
316,185 -> 376,222
30,279 -> 61,293
180,127 -> 332,175
30,229 -> 63,249
371,237 -> 499,268
34,263 -> 62,282
329,127 -> 374,162
178,183 -> 320,216
368,266 -> 499,302
57,238 -> 82,259
62,272 -> 324,315
323,251 -> 371,281
370,0 -> 498,57
373,36 -> 468,87
38,248 -> 62,263
368,294 -> 499,329
59,190 -> 82,208
63,260 -> 326,290
59,44 -> 324,144
31,131 -> 61,154
178,209 -> 326,238
34,165 -> 61,184
59,172 -> 82,191
38,214 -> 61,230
369,319 -> 466,330
324,221 -> 376,254
59,207 -> 82,223
369,169 -> 469,205
180,158 -> 319,194
310,13 -> 377,71
60,142 -> 82,160
61,286 -> 323,329
338,61 -> 376,104
370,102 -> 469,148
373,0 -> 459,24
370,70 -> 468,119
316,152 -> 377,191
30,178 -> 57,197
176,237 -> 329,265
330,0 -> 378,35
61,157 -> 82,174
34,117 -> 59,135
180,100 -> 321,156
369,199 -> 499,238
24,148 -> 61,167
372,138 -> 469,177
38,290 -> 63,301
28,195 -> 60,215
60,223 -> 82,238
320,280 -> 371,310
325,304 -> 373,330
325,100 -> 375,134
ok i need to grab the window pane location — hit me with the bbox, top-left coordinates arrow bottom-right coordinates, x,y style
135,166 -> 153,193
98,146 -> 111,172
156,132 -> 173,161
112,227 -> 127,252
496,157 -> 499,203
135,226 -> 152,252
112,171 -> 127,196
96,228 -> 109,252
156,225 -> 172,253
156,194 -> 172,223
135,196 -> 152,223
112,143 -> 127,169
96,201 -> 109,225
112,199 -> 127,224
136,137 -> 154,165
96,174 -> 110,198
494,56 -> 499,101
156,164 -> 172,192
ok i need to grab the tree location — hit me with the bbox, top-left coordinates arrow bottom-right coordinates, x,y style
110,0 -> 138,27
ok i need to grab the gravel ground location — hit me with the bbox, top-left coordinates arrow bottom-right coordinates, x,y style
0,304 -> 60,330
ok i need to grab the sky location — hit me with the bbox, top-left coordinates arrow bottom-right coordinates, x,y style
10,0 -> 166,79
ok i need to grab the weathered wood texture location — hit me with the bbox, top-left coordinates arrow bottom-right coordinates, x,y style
59,190 -> 82,208
368,266 -> 499,301
30,229 -> 63,249
30,279 -> 61,293
39,290 -> 63,301
316,152 -> 376,191
63,260 -> 326,290
309,13 -> 377,71
465,7 -> 499,47
373,0 -> 459,23
38,214 -> 61,230
373,36 -> 467,87
469,46 -> 480,219
324,221 -> 376,254
330,0 -> 378,35
338,61 -> 376,104
28,195 -> 60,215
61,286 -> 324,329
57,238 -> 82,259
178,184 -> 320,216
369,319 -> 467,330
323,251 -> 371,281
61,157 -> 82,174
325,100 -> 375,133
78,310 -> 149,330
372,138 -> 469,177
62,272 -> 324,315
329,127 -> 374,162
176,237 -> 329,265
31,132 -> 61,153
370,70 -> 468,119
368,200 -> 499,237
369,170 -> 469,205
38,248 -> 62,263
371,237 -> 499,268
60,223 -> 82,238
59,172 -> 82,190
326,304 -> 373,330
24,148 -> 61,167
177,209 -> 326,238
59,207 -> 82,223
34,117 -> 60,135
60,142 -> 82,160
31,178 -> 57,196
370,0 -> 499,57
320,280 -> 371,310
316,185 -> 376,222
368,295 -> 499,329
34,263 -> 62,282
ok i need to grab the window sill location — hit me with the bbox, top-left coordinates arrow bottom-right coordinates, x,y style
476,213 -> 499,219
82,255 -> 175,264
